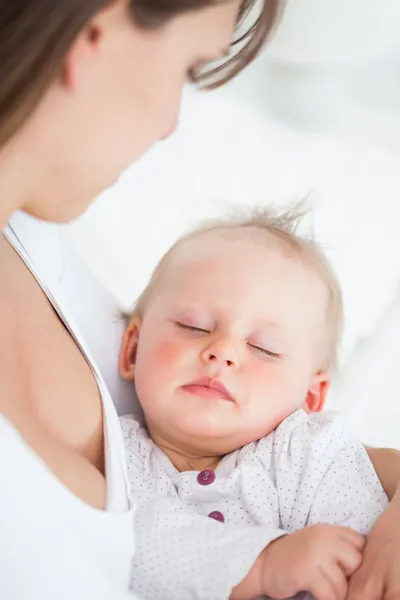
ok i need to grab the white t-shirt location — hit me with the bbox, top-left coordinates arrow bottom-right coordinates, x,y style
0,212 -> 140,599
121,409 -> 388,600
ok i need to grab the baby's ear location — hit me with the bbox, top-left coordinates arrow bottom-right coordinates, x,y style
119,317 -> 142,380
303,372 -> 330,413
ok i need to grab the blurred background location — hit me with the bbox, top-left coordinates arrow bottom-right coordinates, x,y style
66,0 -> 400,448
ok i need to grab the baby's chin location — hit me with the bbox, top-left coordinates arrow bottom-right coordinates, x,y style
177,414 -> 230,439
169,414 -> 267,457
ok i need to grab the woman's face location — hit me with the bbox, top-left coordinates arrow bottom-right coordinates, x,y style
26,0 -> 241,222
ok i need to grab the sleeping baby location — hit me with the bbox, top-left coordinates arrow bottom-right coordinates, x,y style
119,207 -> 387,600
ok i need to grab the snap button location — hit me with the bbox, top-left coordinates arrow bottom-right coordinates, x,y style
197,470 -> 216,486
208,511 -> 225,523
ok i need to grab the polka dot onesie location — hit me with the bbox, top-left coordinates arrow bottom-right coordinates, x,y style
120,409 -> 388,600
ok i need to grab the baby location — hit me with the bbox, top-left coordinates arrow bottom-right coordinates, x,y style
120,208 -> 387,600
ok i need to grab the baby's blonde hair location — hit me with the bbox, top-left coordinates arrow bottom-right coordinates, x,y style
130,205 -> 343,371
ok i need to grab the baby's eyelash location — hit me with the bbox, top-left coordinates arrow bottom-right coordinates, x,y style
248,343 -> 281,359
176,322 -> 209,334
175,323 -> 281,357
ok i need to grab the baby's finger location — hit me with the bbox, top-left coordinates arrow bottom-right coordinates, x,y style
336,527 -> 366,550
336,542 -> 363,577
309,565 -> 348,600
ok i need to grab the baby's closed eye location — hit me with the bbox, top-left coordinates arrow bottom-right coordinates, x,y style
247,343 -> 282,359
175,321 -> 210,334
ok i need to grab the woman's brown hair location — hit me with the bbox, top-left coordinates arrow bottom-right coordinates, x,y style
0,0 -> 281,147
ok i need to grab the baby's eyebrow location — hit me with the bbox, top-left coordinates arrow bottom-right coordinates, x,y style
253,318 -> 282,331
174,303 -> 206,315
249,323 -> 292,348
173,305 -> 213,322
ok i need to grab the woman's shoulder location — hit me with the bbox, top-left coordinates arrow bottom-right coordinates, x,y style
5,211 -> 141,418
5,210 -> 63,286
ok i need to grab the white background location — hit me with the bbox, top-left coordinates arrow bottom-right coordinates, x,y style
67,0 -> 400,448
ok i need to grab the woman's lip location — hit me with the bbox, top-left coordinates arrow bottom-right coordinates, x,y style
182,377 -> 234,402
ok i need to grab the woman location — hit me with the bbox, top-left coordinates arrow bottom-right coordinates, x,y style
0,1 -> 399,599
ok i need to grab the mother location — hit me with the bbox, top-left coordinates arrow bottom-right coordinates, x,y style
0,1 -> 399,599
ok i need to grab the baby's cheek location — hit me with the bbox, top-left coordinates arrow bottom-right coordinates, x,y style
154,339 -> 183,366
249,365 -> 296,424
138,338 -> 184,377
135,339 -> 183,407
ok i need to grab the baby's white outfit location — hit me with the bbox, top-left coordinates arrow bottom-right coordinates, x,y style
121,409 -> 388,600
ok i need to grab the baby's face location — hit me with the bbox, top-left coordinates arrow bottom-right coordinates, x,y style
126,233 -> 330,456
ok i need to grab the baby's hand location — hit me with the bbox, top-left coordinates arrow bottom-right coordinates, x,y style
260,525 -> 365,600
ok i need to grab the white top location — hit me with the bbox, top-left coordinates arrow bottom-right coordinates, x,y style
0,212 -> 139,599
121,409 -> 388,600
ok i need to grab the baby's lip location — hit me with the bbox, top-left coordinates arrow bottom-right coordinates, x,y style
183,376 -> 234,402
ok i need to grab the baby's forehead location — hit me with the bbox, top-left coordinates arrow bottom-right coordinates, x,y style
163,230 -> 328,305
167,228 -> 280,267
166,228 -> 307,276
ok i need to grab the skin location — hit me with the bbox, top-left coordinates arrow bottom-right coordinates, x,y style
0,0 -> 241,509
1,0 -> 400,595
233,524 -> 366,600
120,231 -> 331,471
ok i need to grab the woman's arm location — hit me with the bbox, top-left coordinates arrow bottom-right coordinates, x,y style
365,446 -> 400,499
347,446 -> 400,600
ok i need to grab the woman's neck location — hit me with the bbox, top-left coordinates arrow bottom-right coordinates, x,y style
0,133 -> 42,229
0,159 -> 21,229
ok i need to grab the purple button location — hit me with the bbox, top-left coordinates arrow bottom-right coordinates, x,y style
208,511 -> 225,523
197,470 -> 216,485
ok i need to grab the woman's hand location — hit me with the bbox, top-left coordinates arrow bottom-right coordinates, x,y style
347,490 -> 400,600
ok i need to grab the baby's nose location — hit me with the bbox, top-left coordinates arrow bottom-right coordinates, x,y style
205,351 -> 235,367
